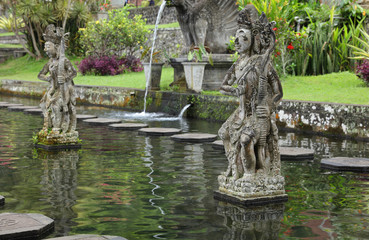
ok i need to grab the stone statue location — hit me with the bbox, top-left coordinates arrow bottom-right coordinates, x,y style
36,24 -> 79,147
216,5 -> 286,202
165,0 -> 238,53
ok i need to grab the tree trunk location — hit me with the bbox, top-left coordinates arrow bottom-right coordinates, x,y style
28,21 -> 42,59
9,1 -> 37,58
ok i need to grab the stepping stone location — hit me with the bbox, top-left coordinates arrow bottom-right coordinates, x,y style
0,103 -> 23,108
47,234 -> 128,240
76,114 -> 97,121
212,140 -> 224,151
0,102 -> 8,104
0,212 -> 54,239
83,118 -> 122,125
171,133 -> 218,143
138,127 -> 181,136
24,108 -> 43,115
321,157 -> 369,172
0,195 -> 4,206
109,123 -> 148,130
7,106 -> 38,111
280,147 -> 314,161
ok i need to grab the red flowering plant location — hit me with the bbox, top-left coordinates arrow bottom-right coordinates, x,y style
99,0 -> 111,12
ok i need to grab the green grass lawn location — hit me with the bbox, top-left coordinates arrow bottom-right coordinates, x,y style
0,56 -> 368,105
0,43 -> 23,48
0,32 -> 24,37
146,22 -> 180,29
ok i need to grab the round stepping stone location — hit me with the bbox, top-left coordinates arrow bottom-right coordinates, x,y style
7,106 -> 38,111
171,133 -> 218,143
138,127 -> 181,136
109,123 -> 148,130
76,114 -> 97,121
24,108 -> 43,115
0,103 -> 23,108
0,212 -> 54,239
83,118 -> 122,125
0,195 -> 4,206
321,157 -> 369,172
280,147 -> 314,161
47,234 -> 128,240
212,140 -> 224,151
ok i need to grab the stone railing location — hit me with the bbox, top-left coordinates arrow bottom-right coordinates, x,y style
1,79 -> 368,141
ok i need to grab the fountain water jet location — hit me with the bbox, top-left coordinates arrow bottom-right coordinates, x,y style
143,0 -> 167,113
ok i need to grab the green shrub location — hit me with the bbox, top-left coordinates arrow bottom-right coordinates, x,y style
79,8 -> 150,57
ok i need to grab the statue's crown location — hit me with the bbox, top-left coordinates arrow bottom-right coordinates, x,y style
43,24 -> 65,44
238,5 -> 275,35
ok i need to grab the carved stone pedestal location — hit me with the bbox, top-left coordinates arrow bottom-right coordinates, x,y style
35,129 -> 81,150
215,173 -> 288,206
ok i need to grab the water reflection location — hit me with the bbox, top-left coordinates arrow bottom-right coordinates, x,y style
36,149 -> 79,236
217,202 -> 284,240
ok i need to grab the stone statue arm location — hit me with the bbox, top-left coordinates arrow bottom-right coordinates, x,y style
63,58 -> 77,83
38,61 -> 52,82
269,66 -> 283,106
220,63 -> 238,96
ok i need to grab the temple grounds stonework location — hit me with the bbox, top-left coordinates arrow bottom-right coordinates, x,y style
1,79 -> 368,141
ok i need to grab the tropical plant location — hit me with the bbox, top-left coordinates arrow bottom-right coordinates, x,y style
4,0 -> 91,59
79,8 -> 149,57
187,45 -> 213,65
0,14 -> 25,32
356,60 -> 369,86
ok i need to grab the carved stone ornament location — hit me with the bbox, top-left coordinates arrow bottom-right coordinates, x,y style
215,5 -> 287,204
166,0 -> 238,53
36,24 -> 79,149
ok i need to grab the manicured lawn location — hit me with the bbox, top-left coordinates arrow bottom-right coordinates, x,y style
146,22 -> 180,29
0,32 -> 23,37
282,72 -> 369,105
0,56 -> 368,105
0,43 -> 23,48
0,56 -> 174,90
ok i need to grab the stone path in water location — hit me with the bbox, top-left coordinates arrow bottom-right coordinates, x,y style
171,133 -> 218,143
0,213 -> 54,239
109,123 -> 148,130
138,127 -> 182,136
47,235 -> 128,240
76,114 -> 97,121
321,157 -> 369,172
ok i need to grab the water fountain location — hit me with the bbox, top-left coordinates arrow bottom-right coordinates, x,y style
143,0 -> 167,113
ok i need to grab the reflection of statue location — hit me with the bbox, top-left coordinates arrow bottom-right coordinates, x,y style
216,5 -> 286,202
36,24 -> 79,147
166,0 -> 238,53
217,202 -> 284,240
37,149 -> 79,235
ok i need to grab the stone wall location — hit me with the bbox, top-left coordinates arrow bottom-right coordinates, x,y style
1,79 -> 368,141
128,6 -> 178,25
146,28 -> 184,61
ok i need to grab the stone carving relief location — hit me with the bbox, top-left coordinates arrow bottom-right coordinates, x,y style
166,0 -> 238,53
217,5 -> 286,199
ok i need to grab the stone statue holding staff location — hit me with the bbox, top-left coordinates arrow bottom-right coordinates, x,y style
216,5 -> 287,202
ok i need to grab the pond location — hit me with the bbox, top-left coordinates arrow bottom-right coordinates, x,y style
0,95 -> 369,239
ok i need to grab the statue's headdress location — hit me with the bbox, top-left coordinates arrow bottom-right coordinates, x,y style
43,24 -> 68,45
237,5 -> 276,53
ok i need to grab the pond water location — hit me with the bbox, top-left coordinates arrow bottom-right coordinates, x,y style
1,95 -> 369,240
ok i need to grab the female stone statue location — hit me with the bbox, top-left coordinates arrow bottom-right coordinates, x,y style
36,24 -> 78,146
218,5 -> 283,193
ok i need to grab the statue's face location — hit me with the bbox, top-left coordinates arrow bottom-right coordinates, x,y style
235,28 -> 252,54
45,41 -> 57,58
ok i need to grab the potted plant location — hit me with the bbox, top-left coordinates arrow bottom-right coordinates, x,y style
182,45 -> 213,93
141,47 -> 164,90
